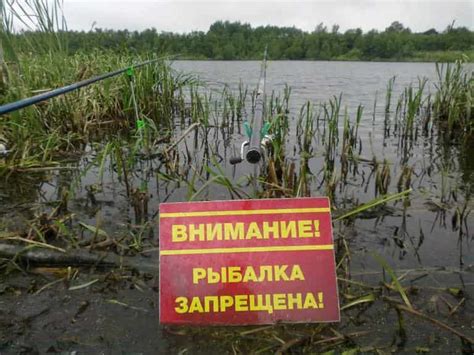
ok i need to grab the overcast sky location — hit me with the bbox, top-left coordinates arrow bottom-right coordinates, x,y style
59,1 -> 473,33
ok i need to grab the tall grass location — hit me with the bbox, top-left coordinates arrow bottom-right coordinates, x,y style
433,61 -> 473,138
0,0 -> 201,170
0,52 -> 196,169
2,0 -> 68,55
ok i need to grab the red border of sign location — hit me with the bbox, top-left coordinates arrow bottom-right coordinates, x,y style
159,197 -> 340,325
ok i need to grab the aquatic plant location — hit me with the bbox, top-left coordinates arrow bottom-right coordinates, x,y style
433,60 -> 473,138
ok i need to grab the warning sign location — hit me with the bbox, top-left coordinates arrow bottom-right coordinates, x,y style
159,197 -> 340,325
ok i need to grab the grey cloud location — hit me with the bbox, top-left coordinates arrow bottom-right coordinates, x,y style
63,1 -> 473,33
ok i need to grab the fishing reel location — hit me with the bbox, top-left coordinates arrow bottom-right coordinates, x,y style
229,133 -> 273,165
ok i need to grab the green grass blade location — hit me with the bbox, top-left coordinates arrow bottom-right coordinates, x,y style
335,189 -> 411,221
372,253 -> 413,309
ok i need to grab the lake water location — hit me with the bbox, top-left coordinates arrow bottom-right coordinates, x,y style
168,60 -> 473,270
1,60 -> 472,353
172,60 -> 441,110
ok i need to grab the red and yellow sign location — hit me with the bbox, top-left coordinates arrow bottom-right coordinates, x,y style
159,197 -> 340,325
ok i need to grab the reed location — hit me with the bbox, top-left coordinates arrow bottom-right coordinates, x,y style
402,78 -> 427,141
433,61 -> 473,138
3,0 -> 68,55
385,76 -> 396,116
0,52 -> 198,169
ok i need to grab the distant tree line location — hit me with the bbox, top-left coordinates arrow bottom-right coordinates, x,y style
12,21 -> 474,61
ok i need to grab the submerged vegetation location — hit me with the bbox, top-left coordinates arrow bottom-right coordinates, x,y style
0,0 -> 473,353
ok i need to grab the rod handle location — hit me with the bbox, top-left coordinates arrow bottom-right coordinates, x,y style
229,156 -> 243,165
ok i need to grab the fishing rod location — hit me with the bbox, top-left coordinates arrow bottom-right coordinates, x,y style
0,56 -> 170,116
230,47 -> 272,166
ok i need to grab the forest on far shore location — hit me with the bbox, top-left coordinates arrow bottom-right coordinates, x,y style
11,20 -> 474,61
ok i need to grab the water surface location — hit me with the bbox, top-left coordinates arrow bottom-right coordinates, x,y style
1,60 -> 472,353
